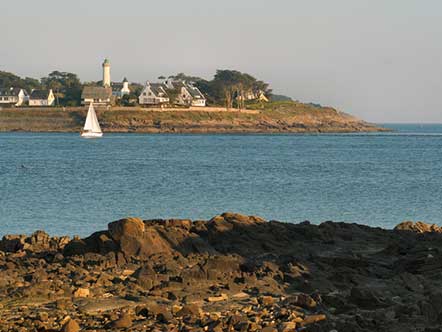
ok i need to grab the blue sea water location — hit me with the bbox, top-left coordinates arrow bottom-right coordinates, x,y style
1,124 -> 442,237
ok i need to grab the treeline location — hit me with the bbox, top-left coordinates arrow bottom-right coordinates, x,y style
165,70 -> 273,108
0,69 -> 290,107
0,70 -> 82,106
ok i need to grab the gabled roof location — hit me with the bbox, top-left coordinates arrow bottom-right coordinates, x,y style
149,83 -> 168,97
163,80 -> 205,100
0,87 -> 27,97
111,79 -> 129,92
30,89 -> 51,100
186,84 -> 205,99
81,86 -> 112,99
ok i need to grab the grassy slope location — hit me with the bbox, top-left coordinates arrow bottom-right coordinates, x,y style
0,102 -> 385,133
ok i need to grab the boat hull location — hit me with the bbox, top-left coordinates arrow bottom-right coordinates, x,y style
81,132 -> 103,138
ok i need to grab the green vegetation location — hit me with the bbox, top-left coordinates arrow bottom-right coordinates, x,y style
0,109 -> 83,131
0,71 -> 42,92
1,69 -> 275,108
0,70 -> 82,106
0,69 -> 299,109
270,94 -> 293,102
168,70 -> 271,109
119,93 -> 138,107
41,71 -> 82,106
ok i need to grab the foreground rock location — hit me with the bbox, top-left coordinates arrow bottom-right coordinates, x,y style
0,213 -> 440,331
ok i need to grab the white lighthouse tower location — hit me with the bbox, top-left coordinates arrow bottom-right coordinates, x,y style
102,58 -> 111,87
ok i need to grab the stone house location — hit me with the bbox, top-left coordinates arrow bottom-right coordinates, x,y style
81,86 -> 113,106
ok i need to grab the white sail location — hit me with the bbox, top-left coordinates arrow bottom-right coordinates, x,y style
83,103 -> 102,133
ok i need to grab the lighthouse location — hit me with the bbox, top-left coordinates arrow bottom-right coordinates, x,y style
102,58 -> 111,87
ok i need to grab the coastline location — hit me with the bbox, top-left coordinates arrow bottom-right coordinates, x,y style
0,213 -> 439,331
0,105 -> 388,134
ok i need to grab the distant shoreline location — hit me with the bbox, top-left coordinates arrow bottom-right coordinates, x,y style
0,104 -> 388,134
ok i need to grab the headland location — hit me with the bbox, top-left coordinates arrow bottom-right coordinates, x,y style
0,102 -> 386,134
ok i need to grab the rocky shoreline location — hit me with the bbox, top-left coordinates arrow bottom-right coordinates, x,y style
0,213 -> 439,331
0,105 -> 387,134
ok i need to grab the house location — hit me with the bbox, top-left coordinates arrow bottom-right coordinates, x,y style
29,89 -> 55,107
138,82 -> 169,106
257,91 -> 269,102
0,88 -> 29,106
185,84 -> 206,107
238,90 -> 269,102
163,79 -> 206,107
112,78 -> 130,98
81,86 -> 113,106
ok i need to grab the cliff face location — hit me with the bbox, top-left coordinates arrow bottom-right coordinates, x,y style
0,213 -> 441,331
0,103 -> 386,133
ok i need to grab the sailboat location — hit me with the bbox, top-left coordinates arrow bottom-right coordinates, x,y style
81,103 -> 103,138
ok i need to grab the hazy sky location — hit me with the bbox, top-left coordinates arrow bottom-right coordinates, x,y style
1,0 -> 442,122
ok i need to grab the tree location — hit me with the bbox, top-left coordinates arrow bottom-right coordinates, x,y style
0,71 -> 42,92
166,88 -> 181,106
163,71 -> 271,108
211,70 -> 250,109
168,73 -> 204,83
129,83 -> 144,97
41,71 -> 82,106
121,93 -> 139,106
23,77 -> 42,91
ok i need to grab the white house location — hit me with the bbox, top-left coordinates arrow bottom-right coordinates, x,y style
81,86 -> 113,106
112,78 -> 130,98
185,83 -> 206,107
163,79 -> 206,107
29,89 -> 55,107
138,82 -> 169,106
238,90 -> 269,102
0,88 -> 29,106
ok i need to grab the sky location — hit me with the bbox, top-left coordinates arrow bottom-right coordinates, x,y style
1,0 -> 442,123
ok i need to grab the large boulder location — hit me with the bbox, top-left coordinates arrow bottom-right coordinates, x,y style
209,213 -> 266,233
107,217 -> 147,257
28,230 -> 50,251
108,217 -> 145,242
63,238 -> 89,256
107,217 -> 178,258
0,235 -> 26,252
394,221 -> 442,234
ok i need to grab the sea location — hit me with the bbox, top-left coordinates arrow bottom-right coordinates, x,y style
1,124 -> 442,237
